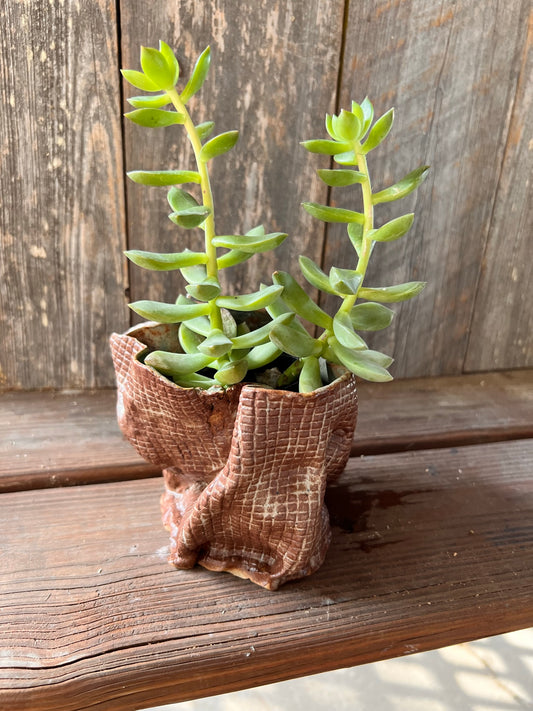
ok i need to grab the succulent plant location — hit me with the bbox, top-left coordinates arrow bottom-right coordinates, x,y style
122,42 -> 428,392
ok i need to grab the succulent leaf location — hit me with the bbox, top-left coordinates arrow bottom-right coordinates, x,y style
300,139 -> 352,155
199,131 -> 239,161
185,277 -> 221,302
128,299 -> 210,323
246,341 -> 282,370
329,339 -> 393,382
140,46 -> 177,91
317,169 -> 366,187
372,166 -> 430,205
301,202 -> 364,224
231,312 -> 294,349
362,108 -> 394,154
125,108 -> 185,127
127,170 -> 201,186
299,356 -> 323,393
333,311 -> 367,349
178,323 -> 203,354
197,328 -> 233,357
370,213 -> 414,242
181,46 -> 211,103
358,282 -> 427,303
121,69 -> 160,92
214,358 -> 248,385
350,302 -> 395,331
196,121 -> 215,141
124,249 -> 207,271
216,285 -> 283,311
272,271 -> 332,329
127,94 -> 170,108
329,267 -> 363,295
212,232 -> 287,254
269,323 -> 322,358
144,350 -> 213,375
298,255 -> 338,295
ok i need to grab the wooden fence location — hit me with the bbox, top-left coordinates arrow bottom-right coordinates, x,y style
1,0 -> 531,390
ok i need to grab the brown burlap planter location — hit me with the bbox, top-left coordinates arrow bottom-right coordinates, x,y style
110,322 -> 358,590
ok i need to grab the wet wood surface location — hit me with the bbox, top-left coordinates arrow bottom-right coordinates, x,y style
1,438 -> 532,711
2,370 -> 532,491
1,1 -> 532,390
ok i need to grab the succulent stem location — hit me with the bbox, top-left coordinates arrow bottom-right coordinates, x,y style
167,88 -> 223,331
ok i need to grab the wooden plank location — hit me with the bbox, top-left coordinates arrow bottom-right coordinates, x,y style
2,370 -> 532,492
119,1 -> 345,319
465,12 -> 533,372
0,439 -> 531,710
0,1 -> 130,390
321,0 -> 531,377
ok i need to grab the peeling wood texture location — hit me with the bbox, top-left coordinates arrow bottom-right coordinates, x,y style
0,0 -> 129,390
1,440 -> 532,710
0,0 -> 532,389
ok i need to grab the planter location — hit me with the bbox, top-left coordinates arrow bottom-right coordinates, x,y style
110,322 -> 358,590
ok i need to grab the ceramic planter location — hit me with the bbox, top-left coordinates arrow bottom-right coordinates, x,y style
110,322 -> 357,590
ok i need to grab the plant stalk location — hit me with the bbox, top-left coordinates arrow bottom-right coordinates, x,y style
167,88 -> 223,331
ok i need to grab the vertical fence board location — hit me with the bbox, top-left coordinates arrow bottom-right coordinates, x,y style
0,0 -> 128,390
321,0 -> 530,378
119,0 -> 345,314
465,11 -> 533,372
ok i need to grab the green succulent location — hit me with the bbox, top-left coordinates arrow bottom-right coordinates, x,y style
122,42 -> 428,392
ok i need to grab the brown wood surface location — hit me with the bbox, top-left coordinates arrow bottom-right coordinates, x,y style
321,0 -> 532,378
120,0 -> 344,320
0,0 -> 130,390
465,11 -> 533,372
1,439 -> 531,710
2,370 -> 532,492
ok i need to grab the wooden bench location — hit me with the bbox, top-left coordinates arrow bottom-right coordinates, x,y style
1,370 -> 532,711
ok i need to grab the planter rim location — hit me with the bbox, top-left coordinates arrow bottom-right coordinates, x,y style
113,321 -> 353,399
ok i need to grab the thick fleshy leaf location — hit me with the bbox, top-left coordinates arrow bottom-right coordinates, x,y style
359,97 -> 374,136
329,267 -> 362,296
196,121 -> 215,142
350,302 -> 395,331
127,93 -> 170,108
174,372 -> 218,389
167,187 -> 198,212
370,213 -> 414,242
317,169 -> 366,187
197,329 -> 233,357
329,339 -> 393,382
121,69 -> 159,92
331,110 -> 362,142
199,130 -> 239,161
372,166 -> 430,205
272,271 -> 332,329
246,341 -> 281,370
347,223 -> 364,256
216,249 -> 254,268
128,299 -> 210,323
212,232 -> 287,254
221,309 -> 238,338
180,46 -> 211,103
300,139 -> 352,155
169,207 -> 210,229
301,138 -> 351,156
350,101 -> 365,127
358,281 -> 427,303
184,315 -> 211,337
124,108 -> 184,127
269,323 -> 322,358
178,323 -> 203,354
362,108 -> 394,154
180,263 -> 207,284
214,358 -> 248,385
158,41 -> 179,85
301,202 -> 364,224
140,46 -> 177,90
127,169 -> 200,186
334,150 -> 357,165
231,312 -> 294,349
216,285 -> 283,311
144,350 -> 213,375
124,249 -> 207,271
333,311 -> 367,349
298,256 -> 338,295
299,356 -> 323,393
185,277 -> 221,302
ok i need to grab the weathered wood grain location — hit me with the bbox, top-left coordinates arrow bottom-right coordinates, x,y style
321,0 -> 531,377
465,10 -> 533,372
0,0 -> 129,390
1,439 -> 531,710
2,370 -> 532,492
119,0 -> 345,317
